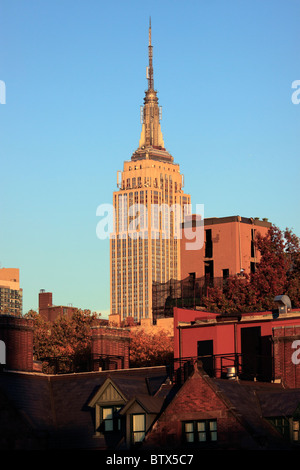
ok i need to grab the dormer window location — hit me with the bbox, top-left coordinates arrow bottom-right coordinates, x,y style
101,406 -> 122,432
88,378 -> 127,438
88,376 -> 165,448
131,413 -> 146,444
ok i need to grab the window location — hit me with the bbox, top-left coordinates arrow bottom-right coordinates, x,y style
222,268 -> 229,279
268,417 -> 300,444
183,420 -> 217,443
131,414 -> 146,444
250,261 -> 256,274
251,229 -> 256,257
268,417 -> 290,440
101,406 -> 121,432
293,420 -> 300,442
204,260 -> 214,280
205,229 -> 213,258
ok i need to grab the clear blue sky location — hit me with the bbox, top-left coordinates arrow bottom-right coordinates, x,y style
0,0 -> 299,317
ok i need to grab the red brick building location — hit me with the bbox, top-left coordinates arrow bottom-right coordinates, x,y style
38,290 -> 78,322
0,315 -> 34,372
143,362 -> 292,450
0,314 -> 130,374
273,325 -> 300,389
1,310 -> 300,449
91,325 -> 130,370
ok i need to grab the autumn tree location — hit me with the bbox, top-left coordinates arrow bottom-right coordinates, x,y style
25,310 -> 53,359
284,228 -> 300,307
202,273 -> 259,314
25,309 -> 99,372
249,225 -> 289,310
202,225 -> 300,313
129,329 -> 173,368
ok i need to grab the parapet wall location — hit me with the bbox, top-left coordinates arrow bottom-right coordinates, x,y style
91,326 -> 130,370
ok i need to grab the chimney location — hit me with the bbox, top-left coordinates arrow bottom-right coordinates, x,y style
0,315 -> 34,372
39,290 -> 53,312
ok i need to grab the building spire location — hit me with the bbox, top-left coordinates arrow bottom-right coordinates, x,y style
148,17 -> 154,90
138,19 -> 165,150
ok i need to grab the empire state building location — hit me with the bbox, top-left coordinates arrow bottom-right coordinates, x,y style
110,21 -> 191,323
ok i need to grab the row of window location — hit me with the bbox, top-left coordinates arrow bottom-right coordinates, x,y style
204,261 -> 256,279
100,409 -> 300,446
122,177 -> 181,192
100,406 -> 218,445
205,228 -> 257,267
127,164 -> 179,172
184,420 -> 217,443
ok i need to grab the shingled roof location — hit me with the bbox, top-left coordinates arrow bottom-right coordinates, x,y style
142,363 -> 300,450
210,377 -> 291,448
0,366 -> 170,450
2,363 -> 300,450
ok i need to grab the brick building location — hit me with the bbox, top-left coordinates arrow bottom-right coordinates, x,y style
181,215 -> 271,280
38,290 -> 78,322
91,325 -> 130,370
151,215 -> 272,321
0,314 -> 130,374
1,308 -> 300,449
273,325 -> 300,389
143,362 -> 294,450
0,315 -> 34,372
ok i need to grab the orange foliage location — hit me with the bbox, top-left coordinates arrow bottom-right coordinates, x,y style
129,329 -> 173,367
25,309 -> 98,360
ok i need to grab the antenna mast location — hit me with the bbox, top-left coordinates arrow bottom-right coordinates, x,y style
147,17 -> 154,90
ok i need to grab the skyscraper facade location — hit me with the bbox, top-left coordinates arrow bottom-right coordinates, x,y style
110,22 -> 190,322
0,268 -> 23,316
